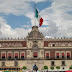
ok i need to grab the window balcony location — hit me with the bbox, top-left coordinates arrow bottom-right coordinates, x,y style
27,58 -> 43,60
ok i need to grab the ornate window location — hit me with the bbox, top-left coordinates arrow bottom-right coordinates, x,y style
46,53 -> 49,59
56,53 -> 59,58
33,52 -> 38,58
21,53 -> 24,59
15,53 -> 18,59
2,53 -> 5,59
45,51 -> 50,59
62,53 -> 64,58
8,53 -> 12,59
67,53 -> 70,58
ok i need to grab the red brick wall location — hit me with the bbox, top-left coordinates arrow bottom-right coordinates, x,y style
0,41 -> 27,47
44,49 -> 72,59
44,41 -> 48,47
22,41 -> 27,47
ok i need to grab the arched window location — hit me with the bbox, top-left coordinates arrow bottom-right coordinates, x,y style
2,53 -> 5,59
33,52 -> 38,58
56,53 -> 59,58
21,53 -> 24,59
8,53 -> 11,59
62,53 -> 64,58
15,53 -> 18,59
67,53 -> 70,58
46,53 -> 49,59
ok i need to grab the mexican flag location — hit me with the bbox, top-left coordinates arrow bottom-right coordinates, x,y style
35,9 -> 43,26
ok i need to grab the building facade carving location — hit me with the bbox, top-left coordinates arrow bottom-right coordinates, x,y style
0,26 -> 72,70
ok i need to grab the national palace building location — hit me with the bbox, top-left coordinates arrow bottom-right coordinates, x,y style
0,26 -> 72,70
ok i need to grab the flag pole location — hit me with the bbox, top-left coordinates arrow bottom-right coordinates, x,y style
34,2 -> 36,26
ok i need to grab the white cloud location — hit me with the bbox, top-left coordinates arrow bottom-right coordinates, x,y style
15,28 -> 31,38
0,17 -> 19,38
0,0 -> 47,15
23,25 -> 31,29
0,0 -> 32,16
0,16 -> 31,39
0,0 -> 72,38
38,20 -> 58,37
39,0 -> 72,37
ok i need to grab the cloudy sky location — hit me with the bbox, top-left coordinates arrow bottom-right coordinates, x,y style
0,0 -> 72,39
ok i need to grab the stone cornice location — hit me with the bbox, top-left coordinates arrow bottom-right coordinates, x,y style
44,47 -> 72,49
44,38 -> 72,41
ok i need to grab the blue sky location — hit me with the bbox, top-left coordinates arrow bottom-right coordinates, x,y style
1,0 -> 52,29
5,14 -> 31,29
0,0 -> 72,38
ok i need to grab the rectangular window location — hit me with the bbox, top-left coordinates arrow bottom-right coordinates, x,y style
62,53 -> 64,58
56,53 -> 59,58
67,53 -> 70,58
21,53 -> 24,59
51,61 -> 54,66
2,62 -> 5,66
2,53 -> 5,59
46,53 -> 49,58
15,53 -> 18,59
62,61 -> 65,66
33,52 -> 37,58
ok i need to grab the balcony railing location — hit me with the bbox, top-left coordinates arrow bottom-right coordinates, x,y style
45,57 -> 72,60
0,57 -> 72,60
0,58 -> 26,61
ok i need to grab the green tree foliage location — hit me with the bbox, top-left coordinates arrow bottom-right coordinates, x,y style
69,66 -> 72,69
22,66 -> 27,70
44,66 -> 48,69
50,66 -> 54,70
56,66 -> 60,69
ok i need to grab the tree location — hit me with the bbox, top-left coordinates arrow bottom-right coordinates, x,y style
22,66 -> 27,70
56,66 -> 60,71
69,66 -> 72,69
50,66 -> 54,70
44,66 -> 48,69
